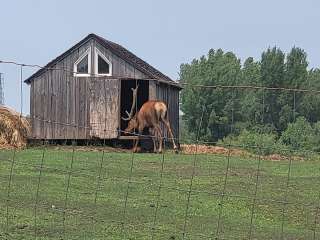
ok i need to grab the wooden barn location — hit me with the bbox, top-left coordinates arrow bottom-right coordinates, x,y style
24,33 -> 181,145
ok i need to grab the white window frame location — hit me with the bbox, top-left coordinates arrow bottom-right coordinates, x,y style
73,47 -> 92,77
94,47 -> 112,76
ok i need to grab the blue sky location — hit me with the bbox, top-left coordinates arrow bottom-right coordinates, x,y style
0,0 -> 319,114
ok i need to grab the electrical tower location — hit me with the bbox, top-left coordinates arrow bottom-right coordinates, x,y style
0,73 -> 4,105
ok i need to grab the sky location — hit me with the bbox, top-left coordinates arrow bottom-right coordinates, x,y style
0,0 -> 320,114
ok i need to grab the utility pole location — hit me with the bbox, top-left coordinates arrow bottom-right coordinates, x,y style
0,73 -> 4,105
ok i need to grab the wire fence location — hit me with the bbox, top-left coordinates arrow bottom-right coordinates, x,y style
0,61 -> 320,239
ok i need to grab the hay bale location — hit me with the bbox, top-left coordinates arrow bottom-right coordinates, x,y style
0,106 -> 31,148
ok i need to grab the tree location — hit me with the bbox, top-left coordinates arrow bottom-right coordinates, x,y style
279,117 -> 315,151
180,49 -> 241,142
260,47 -> 285,132
179,46 -> 320,144
299,68 -> 320,123
239,57 -> 263,129
278,47 -> 308,130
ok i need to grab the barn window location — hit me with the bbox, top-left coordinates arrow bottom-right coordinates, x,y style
94,48 -> 112,76
73,48 -> 91,77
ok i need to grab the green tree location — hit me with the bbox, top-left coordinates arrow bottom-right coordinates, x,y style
279,117 -> 316,151
180,49 -> 241,141
239,57 -> 263,129
278,47 -> 308,130
179,46 -> 320,144
299,69 -> 320,123
260,47 -> 285,132
285,47 -> 308,88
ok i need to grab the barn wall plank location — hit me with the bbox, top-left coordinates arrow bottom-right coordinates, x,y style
30,82 -> 34,138
156,84 -> 180,144
35,77 -> 41,139
56,62 -> 62,139
149,80 -> 157,100
89,78 -> 119,138
46,70 -> 51,139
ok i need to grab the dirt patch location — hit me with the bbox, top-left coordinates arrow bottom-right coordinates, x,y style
265,154 -> 288,161
49,145 -> 131,153
264,154 -> 305,161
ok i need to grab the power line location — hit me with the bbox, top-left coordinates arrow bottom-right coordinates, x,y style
1,59 -> 320,94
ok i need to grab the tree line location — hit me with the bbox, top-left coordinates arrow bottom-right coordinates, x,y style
179,47 -> 320,152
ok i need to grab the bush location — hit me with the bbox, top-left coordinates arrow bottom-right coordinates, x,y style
311,121 -> 320,152
279,117 -> 317,152
220,129 -> 278,155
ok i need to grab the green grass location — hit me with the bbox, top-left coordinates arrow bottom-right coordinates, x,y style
0,147 -> 320,239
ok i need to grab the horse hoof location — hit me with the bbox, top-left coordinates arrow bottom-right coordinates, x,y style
133,147 -> 141,153
173,146 -> 179,154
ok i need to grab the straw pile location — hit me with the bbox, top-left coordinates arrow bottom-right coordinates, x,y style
0,106 -> 31,148
180,144 -> 248,156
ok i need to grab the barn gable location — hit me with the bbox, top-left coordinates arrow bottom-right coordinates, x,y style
24,33 -> 177,85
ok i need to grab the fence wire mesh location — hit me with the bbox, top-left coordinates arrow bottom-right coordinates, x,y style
0,61 -> 319,240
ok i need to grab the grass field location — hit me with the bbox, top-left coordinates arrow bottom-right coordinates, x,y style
0,147 -> 320,239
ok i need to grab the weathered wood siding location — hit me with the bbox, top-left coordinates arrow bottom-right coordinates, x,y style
148,80 -> 157,100
156,83 -> 180,143
31,75 -> 91,139
90,79 -> 119,138
31,75 -> 120,140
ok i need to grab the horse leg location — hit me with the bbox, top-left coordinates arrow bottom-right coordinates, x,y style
132,137 -> 139,152
149,128 -> 158,153
133,126 -> 145,153
154,125 -> 163,153
133,130 -> 141,153
162,118 -> 178,151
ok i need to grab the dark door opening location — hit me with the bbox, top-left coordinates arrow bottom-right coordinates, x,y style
120,80 -> 149,135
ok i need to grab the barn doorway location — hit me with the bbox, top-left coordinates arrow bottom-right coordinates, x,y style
120,80 -> 149,136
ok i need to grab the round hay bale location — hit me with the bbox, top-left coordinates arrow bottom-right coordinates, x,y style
0,106 -> 31,148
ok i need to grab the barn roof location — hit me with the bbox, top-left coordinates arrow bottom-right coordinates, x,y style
24,33 -> 180,87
